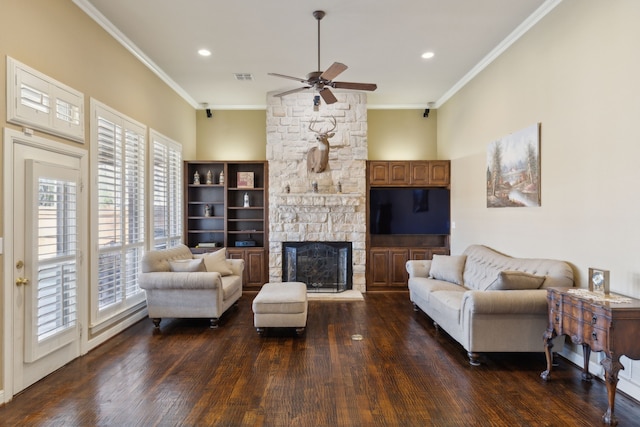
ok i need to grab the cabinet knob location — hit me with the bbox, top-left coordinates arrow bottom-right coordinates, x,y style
555,316 -> 559,323
592,315 -> 597,325
592,332 -> 598,341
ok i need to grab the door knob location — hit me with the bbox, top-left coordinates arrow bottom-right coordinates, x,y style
16,277 -> 29,286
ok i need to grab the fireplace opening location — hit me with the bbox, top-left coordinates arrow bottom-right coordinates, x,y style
282,242 -> 352,293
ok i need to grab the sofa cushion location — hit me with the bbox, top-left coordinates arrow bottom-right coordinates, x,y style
430,255 -> 466,285
220,275 -> 242,300
141,244 -> 194,273
486,270 -> 546,291
201,249 -> 233,276
169,259 -> 205,272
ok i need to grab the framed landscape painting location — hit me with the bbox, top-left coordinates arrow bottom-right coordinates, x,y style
486,123 -> 541,208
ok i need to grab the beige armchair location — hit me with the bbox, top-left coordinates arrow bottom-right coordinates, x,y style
139,244 -> 244,328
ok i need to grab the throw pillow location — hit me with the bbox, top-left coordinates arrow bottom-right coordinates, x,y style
169,258 -> 204,272
487,270 -> 546,290
429,255 -> 467,285
202,249 -> 233,276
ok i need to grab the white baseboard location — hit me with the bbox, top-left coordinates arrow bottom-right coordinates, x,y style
561,347 -> 640,402
86,308 -> 148,351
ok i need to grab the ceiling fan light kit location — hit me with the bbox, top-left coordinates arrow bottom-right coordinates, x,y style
269,10 -> 377,105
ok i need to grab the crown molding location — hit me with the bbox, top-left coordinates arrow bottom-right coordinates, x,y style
72,0 -> 200,108
436,0 -> 563,108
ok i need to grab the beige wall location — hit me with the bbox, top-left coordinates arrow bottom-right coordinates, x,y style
368,109 -> 437,160
195,110 -> 267,160
437,0 -> 640,395
0,0 -> 196,391
194,108 -> 438,161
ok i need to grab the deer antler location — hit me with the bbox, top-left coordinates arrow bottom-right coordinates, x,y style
308,116 -> 337,135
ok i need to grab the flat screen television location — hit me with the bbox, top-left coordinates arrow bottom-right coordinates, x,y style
369,188 -> 450,235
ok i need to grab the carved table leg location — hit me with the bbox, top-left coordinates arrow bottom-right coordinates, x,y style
601,356 -> 624,426
581,343 -> 593,381
540,328 -> 556,381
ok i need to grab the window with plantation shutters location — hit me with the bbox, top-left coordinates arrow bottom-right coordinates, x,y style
151,130 -> 183,250
7,56 -> 84,143
91,100 -> 146,322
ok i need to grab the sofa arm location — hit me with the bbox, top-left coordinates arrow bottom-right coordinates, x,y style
461,289 -> 549,315
227,258 -> 245,277
139,272 -> 223,291
406,260 -> 432,278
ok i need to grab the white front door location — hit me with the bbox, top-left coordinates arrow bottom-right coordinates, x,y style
3,129 -> 87,397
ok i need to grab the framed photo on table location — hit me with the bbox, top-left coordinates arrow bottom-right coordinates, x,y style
237,172 -> 254,188
588,268 -> 610,295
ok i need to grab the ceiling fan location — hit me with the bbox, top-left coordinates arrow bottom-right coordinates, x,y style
268,10 -> 377,105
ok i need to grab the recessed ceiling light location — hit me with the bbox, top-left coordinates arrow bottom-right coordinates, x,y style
421,51 -> 435,59
198,49 -> 211,57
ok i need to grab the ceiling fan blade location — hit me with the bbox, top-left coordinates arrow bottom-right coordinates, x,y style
268,72 -> 309,83
320,62 -> 348,81
273,86 -> 311,97
319,88 -> 338,104
331,82 -> 378,91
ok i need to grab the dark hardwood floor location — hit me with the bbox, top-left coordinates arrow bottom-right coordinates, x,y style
1,292 -> 639,426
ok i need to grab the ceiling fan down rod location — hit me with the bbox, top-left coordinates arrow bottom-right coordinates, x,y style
313,10 -> 325,72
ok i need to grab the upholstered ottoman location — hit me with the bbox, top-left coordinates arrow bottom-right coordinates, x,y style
252,282 -> 308,336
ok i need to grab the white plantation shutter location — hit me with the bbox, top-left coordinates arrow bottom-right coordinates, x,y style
151,130 -> 182,249
93,101 -> 146,320
7,57 -> 84,142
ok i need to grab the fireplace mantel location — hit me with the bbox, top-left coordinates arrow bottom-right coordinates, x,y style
272,193 -> 362,209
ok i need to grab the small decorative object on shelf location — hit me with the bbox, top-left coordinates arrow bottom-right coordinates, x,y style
237,172 -> 255,188
193,170 -> 200,185
243,192 -> 250,207
337,181 -> 342,193
204,204 -> 211,217
206,170 -> 213,185
219,170 -> 224,185
312,181 -> 318,193
589,268 -> 610,295
285,183 -> 290,194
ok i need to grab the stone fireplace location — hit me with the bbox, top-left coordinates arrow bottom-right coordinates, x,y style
282,241 -> 352,292
266,91 -> 367,292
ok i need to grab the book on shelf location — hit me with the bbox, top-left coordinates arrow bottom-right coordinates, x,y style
237,172 -> 255,188
197,242 -> 218,248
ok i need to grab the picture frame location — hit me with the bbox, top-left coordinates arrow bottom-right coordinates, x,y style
588,268 -> 610,295
486,123 -> 541,208
237,172 -> 255,188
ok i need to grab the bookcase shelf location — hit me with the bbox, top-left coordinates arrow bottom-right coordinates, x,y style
184,160 -> 268,289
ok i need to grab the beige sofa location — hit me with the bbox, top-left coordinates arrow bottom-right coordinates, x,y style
406,244 -> 574,365
139,244 -> 244,328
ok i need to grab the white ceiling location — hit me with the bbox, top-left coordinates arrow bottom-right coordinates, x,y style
75,0 -> 558,110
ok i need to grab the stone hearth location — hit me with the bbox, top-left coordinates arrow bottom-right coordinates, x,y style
266,91 -> 367,292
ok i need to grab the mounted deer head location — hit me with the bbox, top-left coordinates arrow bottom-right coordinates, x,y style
307,116 -> 337,173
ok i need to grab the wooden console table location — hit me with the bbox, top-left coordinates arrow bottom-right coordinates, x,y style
540,287 -> 640,426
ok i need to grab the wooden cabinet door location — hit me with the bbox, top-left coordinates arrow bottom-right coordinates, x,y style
389,249 -> 409,287
244,249 -> 266,288
369,249 -> 390,288
409,162 -> 430,186
227,248 -> 266,290
429,161 -> 450,186
409,248 -> 429,260
389,162 -> 409,185
369,162 -> 389,185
